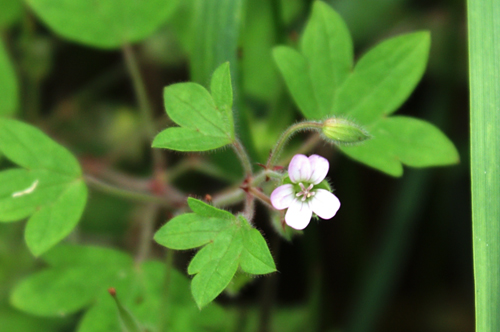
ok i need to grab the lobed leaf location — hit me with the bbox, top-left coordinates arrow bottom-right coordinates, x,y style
154,199 -> 276,308
273,2 -> 457,176
152,65 -> 236,152
0,119 -> 87,256
333,31 -> 431,124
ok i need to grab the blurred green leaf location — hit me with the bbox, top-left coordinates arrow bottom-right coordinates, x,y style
190,0 -> 243,85
11,266 -> 118,316
25,0 -> 178,48
11,245 -> 233,332
111,292 -> 143,332
301,1 -> 353,116
154,198 -> 276,308
240,0 -> 280,101
153,63 -> 235,152
0,306 -> 62,332
340,117 -> 459,176
273,46 -> 320,119
0,0 -> 22,29
332,31 -> 431,124
0,41 -> 18,116
0,119 -> 87,255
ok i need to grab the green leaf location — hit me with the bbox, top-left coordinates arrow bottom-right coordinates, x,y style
0,41 -> 18,116
154,199 -> 276,308
187,197 -> 234,220
11,245 -> 234,331
44,244 -> 133,268
11,266 -> 115,316
300,1 -> 353,115
240,0 -> 280,102
189,228 -> 242,308
10,245 -> 131,316
340,116 -> 459,176
25,0 -> 178,49
210,62 -> 233,114
468,0 -> 500,330
0,0 -> 22,29
272,46 -> 320,119
273,3 -> 457,176
24,181 -> 88,256
0,119 -> 87,256
240,225 -> 276,274
152,67 -> 236,152
190,0 -> 244,85
333,31 -> 431,124
154,213 -> 232,250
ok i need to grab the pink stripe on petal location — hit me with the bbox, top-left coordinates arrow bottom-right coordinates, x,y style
285,200 -> 312,230
309,189 -> 340,220
270,184 -> 295,210
288,154 -> 312,183
308,155 -> 329,184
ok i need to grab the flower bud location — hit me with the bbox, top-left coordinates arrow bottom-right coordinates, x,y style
321,118 -> 371,145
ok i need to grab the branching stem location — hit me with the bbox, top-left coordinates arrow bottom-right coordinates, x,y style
84,174 -> 179,208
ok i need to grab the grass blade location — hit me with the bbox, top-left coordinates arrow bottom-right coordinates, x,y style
468,1 -> 500,331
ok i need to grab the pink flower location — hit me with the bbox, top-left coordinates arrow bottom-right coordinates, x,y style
270,154 -> 340,230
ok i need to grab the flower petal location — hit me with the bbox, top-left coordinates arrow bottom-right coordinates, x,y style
308,155 -> 329,184
270,184 -> 295,210
285,199 -> 312,230
288,154 -> 312,183
309,189 -> 340,219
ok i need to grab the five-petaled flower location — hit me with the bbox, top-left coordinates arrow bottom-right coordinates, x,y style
270,154 -> 340,230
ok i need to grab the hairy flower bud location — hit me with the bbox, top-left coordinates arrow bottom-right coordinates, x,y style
321,118 -> 371,145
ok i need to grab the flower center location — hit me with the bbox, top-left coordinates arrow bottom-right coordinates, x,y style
296,183 -> 315,202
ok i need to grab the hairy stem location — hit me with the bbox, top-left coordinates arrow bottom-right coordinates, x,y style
266,121 -> 323,168
248,187 -> 273,208
232,138 -> 254,178
243,193 -> 256,222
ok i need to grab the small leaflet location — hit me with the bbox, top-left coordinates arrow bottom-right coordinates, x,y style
12,180 -> 39,198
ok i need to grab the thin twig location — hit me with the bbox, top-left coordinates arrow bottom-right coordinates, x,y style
122,43 -> 166,171
84,174 -> 178,208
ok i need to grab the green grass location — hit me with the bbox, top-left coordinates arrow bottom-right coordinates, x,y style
468,1 -> 500,331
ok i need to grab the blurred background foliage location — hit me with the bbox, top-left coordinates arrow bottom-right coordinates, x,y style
0,0 -> 470,331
